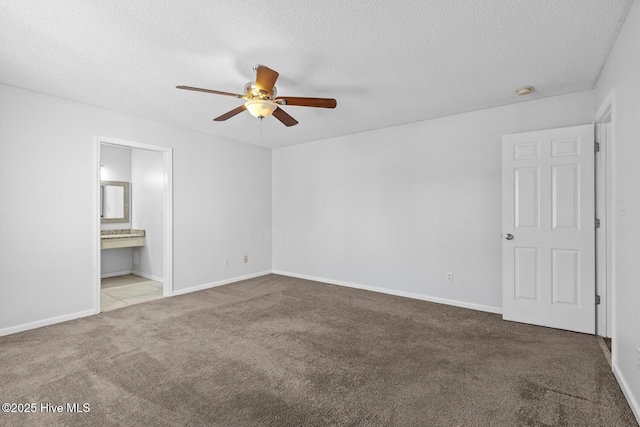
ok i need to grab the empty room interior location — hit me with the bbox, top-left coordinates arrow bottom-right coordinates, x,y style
1,1 -> 640,425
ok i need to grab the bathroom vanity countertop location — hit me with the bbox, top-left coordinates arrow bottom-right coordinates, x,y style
100,230 -> 145,249
100,229 -> 146,239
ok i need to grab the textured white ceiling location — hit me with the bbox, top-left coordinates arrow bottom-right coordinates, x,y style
0,1 -> 633,148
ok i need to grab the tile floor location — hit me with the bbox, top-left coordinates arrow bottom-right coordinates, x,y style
101,274 -> 164,312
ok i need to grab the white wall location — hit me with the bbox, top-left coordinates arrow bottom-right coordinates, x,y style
100,144 -> 133,276
273,90 -> 593,312
0,84 -> 272,334
593,0 -> 640,421
100,144 -> 131,194
131,148 -> 164,281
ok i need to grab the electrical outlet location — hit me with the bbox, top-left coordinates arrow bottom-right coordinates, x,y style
223,259 -> 229,267
244,255 -> 248,263
446,272 -> 453,282
636,345 -> 640,369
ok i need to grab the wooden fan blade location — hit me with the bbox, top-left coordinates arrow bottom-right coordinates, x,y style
272,107 -> 298,127
213,105 -> 246,121
275,96 -> 337,108
177,85 -> 243,98
254,65 -> 279,95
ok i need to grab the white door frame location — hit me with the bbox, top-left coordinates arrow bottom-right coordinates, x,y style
93,136 -> 174,313
594,90 -> 616,339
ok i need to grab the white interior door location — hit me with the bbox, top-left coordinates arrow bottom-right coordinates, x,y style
502,124 -> 595,334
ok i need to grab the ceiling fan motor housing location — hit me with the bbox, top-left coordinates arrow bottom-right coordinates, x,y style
244,82 -> 277,100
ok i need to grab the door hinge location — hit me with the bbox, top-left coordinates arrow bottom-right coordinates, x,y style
595,142 -> 601,153
595,218 -> 601,228
595,295 -> 601,305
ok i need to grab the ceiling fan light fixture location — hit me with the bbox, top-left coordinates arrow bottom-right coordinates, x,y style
244,99 -> 277,119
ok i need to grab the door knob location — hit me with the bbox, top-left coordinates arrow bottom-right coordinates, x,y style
504,233 -> 514,240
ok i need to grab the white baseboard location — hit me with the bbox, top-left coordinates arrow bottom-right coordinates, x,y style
272,270 -> 502,315
101,270 -> 163,282
613,362 -> 640,425
131,270 -> 163,282
0,309 -> 96,337
101,270 -> 132,278
1,271 -> 270,337
171,271 -> 273,296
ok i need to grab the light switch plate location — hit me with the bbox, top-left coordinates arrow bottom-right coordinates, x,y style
618,193 -> 626,211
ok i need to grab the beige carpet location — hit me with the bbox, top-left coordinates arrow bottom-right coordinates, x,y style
1,274 -> 636,426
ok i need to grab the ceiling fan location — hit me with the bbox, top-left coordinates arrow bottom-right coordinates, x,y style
177,65 -> 337,127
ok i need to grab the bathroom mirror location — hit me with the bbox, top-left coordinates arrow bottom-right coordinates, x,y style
101,181 -> 130,223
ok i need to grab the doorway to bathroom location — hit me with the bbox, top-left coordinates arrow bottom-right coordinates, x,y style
95,136 -> 173,313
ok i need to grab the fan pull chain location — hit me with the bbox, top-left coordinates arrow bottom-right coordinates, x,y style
259,118 -> 263,146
